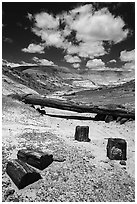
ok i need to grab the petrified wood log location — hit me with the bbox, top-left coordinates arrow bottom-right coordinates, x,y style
21,95 -> 135,119
17,149 -> 53,170
75,126 -> 90,142
107,138 -> 127,160
6,159 -> 42,189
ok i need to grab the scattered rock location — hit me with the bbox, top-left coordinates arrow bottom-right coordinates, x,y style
128,118 -> 134,122
120,118 -> 128,125
53,156 -> 66,162
116,116 -> 122,123
36,108 -> 46,115
111,147 -> 122,159
30,104 -> 35,109
120,160 -> 126,165
5,188 -> 15,198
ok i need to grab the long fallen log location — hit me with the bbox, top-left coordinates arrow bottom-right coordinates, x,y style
22,95 -> 135,119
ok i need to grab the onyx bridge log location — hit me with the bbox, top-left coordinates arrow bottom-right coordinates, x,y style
22,95 -> 135,119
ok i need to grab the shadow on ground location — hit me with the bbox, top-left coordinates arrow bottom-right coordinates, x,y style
46,114 -> 95,120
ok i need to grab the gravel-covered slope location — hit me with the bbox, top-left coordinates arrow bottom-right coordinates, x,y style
2,96 -> 135,202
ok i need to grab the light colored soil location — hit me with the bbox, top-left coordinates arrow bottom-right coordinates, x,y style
2,96 -> 135,202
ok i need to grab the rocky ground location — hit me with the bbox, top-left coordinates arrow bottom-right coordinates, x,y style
2,94 -> 135,202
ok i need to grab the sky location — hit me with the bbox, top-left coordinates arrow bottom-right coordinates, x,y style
2,2 -> 135,85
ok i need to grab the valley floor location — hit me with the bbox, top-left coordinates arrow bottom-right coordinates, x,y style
2,96 -> 135,202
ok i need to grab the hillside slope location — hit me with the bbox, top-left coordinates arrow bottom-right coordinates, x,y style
64,79 -> 135,111
2,65 -> 71,95
3,65 -> 135,112
3,65 -> 98,96
2,72 -> 135,202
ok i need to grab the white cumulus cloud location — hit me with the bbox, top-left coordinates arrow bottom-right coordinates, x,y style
32,57 -> 55,66
34,12 -> 59,29
120,49 -> 135,62
64,55 -> 81,63
109,59 -> 116,63
67,41 -> 106,59
86,59 -> 105,69
122,61 -> 135,71
2,59 -> 37,67
22,43 -> 45,54
25,4 -> 130,61
68,7 -> 128,43
72,63 -> 80,68
120,49 -> 135,71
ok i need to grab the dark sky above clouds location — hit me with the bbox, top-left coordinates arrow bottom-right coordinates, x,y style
2,2 -> 135,84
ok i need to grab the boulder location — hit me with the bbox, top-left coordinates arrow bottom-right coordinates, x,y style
120,160 -> 126,165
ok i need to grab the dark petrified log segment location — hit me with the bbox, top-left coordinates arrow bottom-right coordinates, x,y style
6,159 -> 42,189
94,113 -> 106,121
107,138 -> 127,160
75,126 -> 90,142
17,149 -> 53,170
105,115 -> 114,123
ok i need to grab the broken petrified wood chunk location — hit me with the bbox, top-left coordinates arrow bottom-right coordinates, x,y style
75,126 -> 90,142
6,159 -> 42,190
120,118 -> 128,125
105,115 -> 114,123
36,108 -> 46,115
107,138 -> 127,160
116,116 -> 122,123
17,149 -> 53,170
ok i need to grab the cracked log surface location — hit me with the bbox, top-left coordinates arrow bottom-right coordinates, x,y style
17,149 -> 53,170
6,159 -> 42,189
